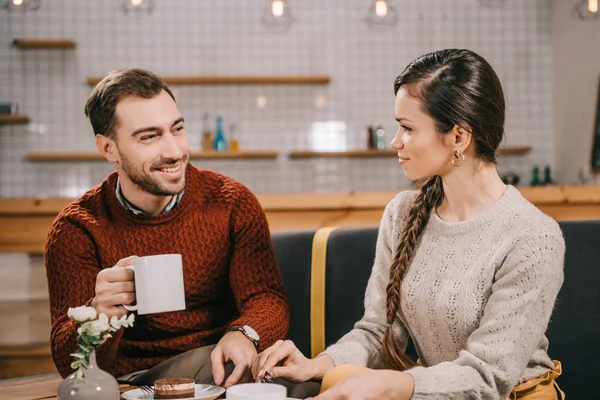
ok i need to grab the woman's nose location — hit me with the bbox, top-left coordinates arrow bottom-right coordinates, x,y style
390,131 -> 403,149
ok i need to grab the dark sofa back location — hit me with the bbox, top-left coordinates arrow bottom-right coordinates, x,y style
322,227 -> 379,349
271,229 -> 315,356
273,220 -> 600,397
546,220 -> 600,397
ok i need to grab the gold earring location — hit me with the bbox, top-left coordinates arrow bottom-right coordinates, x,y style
452,149 -> 465,167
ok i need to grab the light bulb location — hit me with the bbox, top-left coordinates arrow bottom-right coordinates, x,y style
257,96 -> 267,108
315,95 -> 326,107
131,0 -> 143,6
589,0 -> 598,13
12,0 -> 24,6
272,0 -> 284,17
375,0 -> 388,18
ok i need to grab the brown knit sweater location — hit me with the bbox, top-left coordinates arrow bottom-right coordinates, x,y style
45,165 -> 289,378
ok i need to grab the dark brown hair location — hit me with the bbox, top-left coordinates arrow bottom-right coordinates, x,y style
84,68 -> 175,139
381,49 -> 506,371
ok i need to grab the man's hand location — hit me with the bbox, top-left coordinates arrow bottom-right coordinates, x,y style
211,330 -> 258,388
92,255 -> 137,319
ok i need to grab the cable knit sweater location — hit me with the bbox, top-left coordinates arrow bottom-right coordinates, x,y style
45,165 -> 289,378
323,186 -> 565,399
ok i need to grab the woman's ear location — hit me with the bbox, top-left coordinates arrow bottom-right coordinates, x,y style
95,134 -> 119,165
452,124 -> 473,153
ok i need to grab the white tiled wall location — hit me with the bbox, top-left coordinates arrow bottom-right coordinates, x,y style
0,0 -> 554,197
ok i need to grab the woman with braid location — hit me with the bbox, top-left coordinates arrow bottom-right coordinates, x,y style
252,48 -> 565,400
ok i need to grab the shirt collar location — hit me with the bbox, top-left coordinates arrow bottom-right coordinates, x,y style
115,177 -> 183,216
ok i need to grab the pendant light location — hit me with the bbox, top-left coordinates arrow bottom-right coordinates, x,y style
0,0 -> 41,12
121,0 -> 154,14
572,0 -> 599,21
365,0 -> 398,29
261,0 -> 294,32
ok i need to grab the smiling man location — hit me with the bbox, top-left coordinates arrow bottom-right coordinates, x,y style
45,68 -> 289,388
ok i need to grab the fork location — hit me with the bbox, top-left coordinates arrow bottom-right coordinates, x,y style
138,385 -> 153,396
117,379 -> 154,397
255,370 -> 274,383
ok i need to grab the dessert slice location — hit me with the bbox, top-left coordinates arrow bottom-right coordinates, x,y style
153,377 -> 195,399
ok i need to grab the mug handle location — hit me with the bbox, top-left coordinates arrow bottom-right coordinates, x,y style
123,265 -> 137,312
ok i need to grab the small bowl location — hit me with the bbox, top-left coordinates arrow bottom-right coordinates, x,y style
226,382 -> 287,400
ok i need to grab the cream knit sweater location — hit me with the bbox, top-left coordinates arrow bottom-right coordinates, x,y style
322,186 -> 565,399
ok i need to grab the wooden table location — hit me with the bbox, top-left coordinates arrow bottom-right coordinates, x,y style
0,374 -> 299,400
0,374 -> 137,400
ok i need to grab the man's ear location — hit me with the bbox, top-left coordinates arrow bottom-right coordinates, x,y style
95,134 -> 119,164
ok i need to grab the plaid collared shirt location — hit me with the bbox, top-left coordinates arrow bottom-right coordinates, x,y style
115,177 -> 183,216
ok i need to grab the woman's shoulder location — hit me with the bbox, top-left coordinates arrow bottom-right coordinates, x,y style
385,189 -> 418,217
503,186 -> 564,247
380,190 -> 419,231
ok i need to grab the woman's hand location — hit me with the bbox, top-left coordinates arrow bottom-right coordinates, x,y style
252,340 -> 334,383
309,369 -> 414,400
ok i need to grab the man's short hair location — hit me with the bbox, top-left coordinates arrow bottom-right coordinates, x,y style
84,68 -> 175,139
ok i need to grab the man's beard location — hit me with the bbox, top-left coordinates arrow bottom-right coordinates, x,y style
118,150 -> 187,196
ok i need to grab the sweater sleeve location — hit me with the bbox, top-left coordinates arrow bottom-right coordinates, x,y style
225,186 -> 290,351
322,198 -> 411,367
45,216 -> 123,378
405,232 -> 565,399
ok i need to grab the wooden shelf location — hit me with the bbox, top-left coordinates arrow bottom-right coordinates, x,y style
289,146 -> 532,159
0,115 -> 30,125
190,150 -> 279,159
12,39 -> 76,49
290,149 -> 396,158
497,146 -> 532,155
86,75 -> 331,85
26,150 -> 279,162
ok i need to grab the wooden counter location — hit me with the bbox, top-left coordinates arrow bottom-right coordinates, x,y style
0,185 -> 599,379
0,186 -> 599,254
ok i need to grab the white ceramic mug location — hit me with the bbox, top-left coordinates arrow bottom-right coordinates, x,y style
123,254 -> 186,315
226,383 -> 287,400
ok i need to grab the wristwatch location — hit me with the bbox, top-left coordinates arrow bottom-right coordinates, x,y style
229,325 -> 260,350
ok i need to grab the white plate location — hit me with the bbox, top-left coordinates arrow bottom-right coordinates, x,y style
121,384 -> 225,400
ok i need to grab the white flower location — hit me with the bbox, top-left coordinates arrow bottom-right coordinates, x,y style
87,313 -> 110,337
109,313 -> 135,330
79,321 -> 93,336
121,313 -> 135,328
109,316 -> 121,330
68,306 -> 97,322
67,305 -> 135,378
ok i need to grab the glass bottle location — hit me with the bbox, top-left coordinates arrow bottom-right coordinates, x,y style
375,126 -> 386,150
201,113 -> 212,152
531,166 -> 541,186
213,116 -> 227,152
229,123 -> 239,151
367,126 -> 375,149
543,165 -> 554,185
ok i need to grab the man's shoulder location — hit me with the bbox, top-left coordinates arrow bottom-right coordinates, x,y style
54,176 -> 113,228
190,166 -> 256,205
